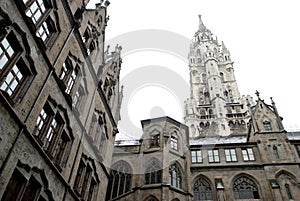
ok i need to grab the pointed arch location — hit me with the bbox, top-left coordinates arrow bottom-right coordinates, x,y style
193,175 -> 213,201
275,169 -> 297,181
232,174 -> 260,199
201,73 -> 207,84
106,160 -> 132,200
144,195 -> 159,201
169,162 -> 183,189
219,72 -> 225,82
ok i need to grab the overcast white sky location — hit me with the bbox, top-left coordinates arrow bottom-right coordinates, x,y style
89,0 -> 300,138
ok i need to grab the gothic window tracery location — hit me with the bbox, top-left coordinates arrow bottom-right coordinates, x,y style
145,159 -> 162,184
144,195 -> 159,201
233,176 -> 260,199
106,161 -> 132,200
193,177 -> 213,201
169,164 -> 182,188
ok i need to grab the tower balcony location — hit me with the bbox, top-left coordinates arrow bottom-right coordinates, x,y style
198,114 -> 216,119
226,112 -> 247,119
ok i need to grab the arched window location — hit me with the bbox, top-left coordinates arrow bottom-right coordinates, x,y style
106,161 -> 132,200
202,73 -> 207,84
233,176 -> 260,199
204,92 -> 210,104
193,177 -> 213,200
144,195 -> 159,201
285,184 -> 293,199
220,72 -> 225,82
169,164 -> 182,188
145,159 -> 162,184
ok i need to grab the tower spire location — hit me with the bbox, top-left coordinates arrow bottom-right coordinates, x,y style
198,15 -> 207,31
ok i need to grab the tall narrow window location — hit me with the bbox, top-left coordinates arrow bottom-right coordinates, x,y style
220,72 -> 225,82
208,149 -> 219,162
191,150 -> 202,163
273,146 -> 280,159
0,32 -> 32,100
74,156 -> 99,200
233,176 -> 260,199
1,170 -> 27,201
295,145 -> 300,157
169,164 -> 182,188
225,149 -> 237,162
285,184 -> 293,199
150,134 -> 160,148
170,136 -> 178,150
60,58 -> 80,95
193,177 -> 213,200
242,148 -> 255,161
72,85 -> 84,109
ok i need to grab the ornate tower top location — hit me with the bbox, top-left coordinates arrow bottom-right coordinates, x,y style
185,15 -> 248,137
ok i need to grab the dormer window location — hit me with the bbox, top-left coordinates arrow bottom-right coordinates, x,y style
263,121 -> 272,131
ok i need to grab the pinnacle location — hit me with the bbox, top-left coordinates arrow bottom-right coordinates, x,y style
198,14 -> 207,31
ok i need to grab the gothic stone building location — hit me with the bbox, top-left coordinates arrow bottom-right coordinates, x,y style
108,16 -> 300,201
1,0 -> 300,200
0,0 -> 123,201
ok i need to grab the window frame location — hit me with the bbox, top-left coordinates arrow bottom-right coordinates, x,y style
233,176 -> 260,199
208,149 -> 220,163
169,164 -> 182,189
149,134 -> 160,148
74,156 -> 99,200
263,121 -> 272,131
242,148 -> 255,161
191,150 -> 203,163
33,100 -> 73,168
0,31 -> 33,102
224,148 -> 237,162
20,0 -> 59,46
193,177 -> 213,200
170,136 -> 178,150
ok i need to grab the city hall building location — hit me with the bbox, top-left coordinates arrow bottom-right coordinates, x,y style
0,1 -> 299,201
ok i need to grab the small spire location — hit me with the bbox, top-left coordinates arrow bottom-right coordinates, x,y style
270,97 -> 275,105
255,90 -> 260,99
222,41 -> 228,51
198,15 -> 207,31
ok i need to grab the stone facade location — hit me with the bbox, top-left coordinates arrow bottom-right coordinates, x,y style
0,1 -> 122,201
109,16 -> 300,201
